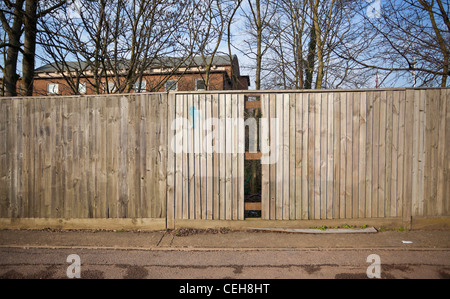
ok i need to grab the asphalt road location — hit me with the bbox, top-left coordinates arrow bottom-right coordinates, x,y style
0,247 -> 449,279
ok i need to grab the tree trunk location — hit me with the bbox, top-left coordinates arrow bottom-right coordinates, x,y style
22,0 -> 38,96
3,0 -> 25,97
304,26 -> 316,90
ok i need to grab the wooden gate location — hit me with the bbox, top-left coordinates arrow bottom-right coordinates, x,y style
166,93 -> 246,223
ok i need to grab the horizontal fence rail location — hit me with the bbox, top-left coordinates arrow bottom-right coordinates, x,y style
0,88 -> 449,228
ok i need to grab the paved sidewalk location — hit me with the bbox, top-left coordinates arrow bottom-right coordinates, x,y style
1,228 -> 449,250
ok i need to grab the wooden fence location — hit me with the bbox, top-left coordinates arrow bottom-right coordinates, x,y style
259,89 -> 450,221
0,94 -> 168,220
0,88 -> 449,229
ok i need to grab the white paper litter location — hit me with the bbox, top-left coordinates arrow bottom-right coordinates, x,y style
402,241 -> 413,244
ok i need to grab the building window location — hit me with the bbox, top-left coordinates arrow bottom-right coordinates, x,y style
48,83 -> 59,95
78,82 -> 87,94
134,80 -> 146,93
103,82 -> 116,93
165,80 -> 178,91
195,79 -> 205,91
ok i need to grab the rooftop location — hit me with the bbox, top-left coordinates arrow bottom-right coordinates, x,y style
35,55 -> 239,73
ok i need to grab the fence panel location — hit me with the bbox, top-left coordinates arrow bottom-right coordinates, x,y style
260,88 -> 450,220
0,94 -> 167,219
168,93 -> 245,220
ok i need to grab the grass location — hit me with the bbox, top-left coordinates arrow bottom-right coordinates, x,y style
378,226 -> 409,232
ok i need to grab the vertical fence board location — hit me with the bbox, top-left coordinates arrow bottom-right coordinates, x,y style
333,93 -> 341,219
390,91 -> 400,217
352,92 -> 360,219
231,94 -> 238,220
320,93 -> 327,219
295,93 -> 303,219
379,91 -> 387,218
359,93 -> 367,218
289,94 -> 296,220
301,94 -> 309,220
275,94 -> 282,219
238,94 -> 245,220
283,94 -> 290,220
0,99 -> 6,217
261,94 -> 270,220
436,89 -> 447,216
212,94 -> 220,219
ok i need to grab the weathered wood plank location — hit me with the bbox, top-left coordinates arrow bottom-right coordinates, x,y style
359,92 -> 367,218
296,93 -> 303,220
0,99 -> 7,218
397,91 -> 406,218
403,90 -> 414,227
289,94 -> 296,220
333,93 -> 341,219
445,89 -> 450,215
206,94 -> 213,220
372,92 -> 380,218
436,89 -> 447,216
320,92 -> 327,220
181,94 -> 189,220
106,96 -> 119,218
261,94 -> 270,220
212,93 -> 220,220
276,93 -> 284,220
127,95 -> 137,219
314,93 -> 321,220
352,92 -> 360,219
219,94 -> 226,220
97,97 -> 107,218
283,93 -> 290,220
232,94 -> 238,220
175,94 -> 184,220
339,92 -> 347,219
238,94 -> 245,220
21,98 -> 30,218
390,91 -> 400,217
365,92 -> 373,218
225,94 -> 232,220
166,93 -> 176,228
245,101 -> 261,109
302,93 -> 309,220
385,91 -> 393,217
188,94 -> 195,219
10,100 -> 18,218
327,93 -> 334,219
345,92 -> 353,219
269,94 -> 277,220
379,91 -> 387,218
417,90 -> 426,216
158,93 -> 168,219
411,90 -> 420,216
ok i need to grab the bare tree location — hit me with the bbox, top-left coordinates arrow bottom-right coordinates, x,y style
261,0 -> 358,90
1,0 -> 25,96
241,0 -> 280,90
38,0 -> 196,95
0,0 -> 67,96
336,0 -> 450,87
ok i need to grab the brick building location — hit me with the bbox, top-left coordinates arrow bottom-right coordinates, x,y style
32,55 -> 250,96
